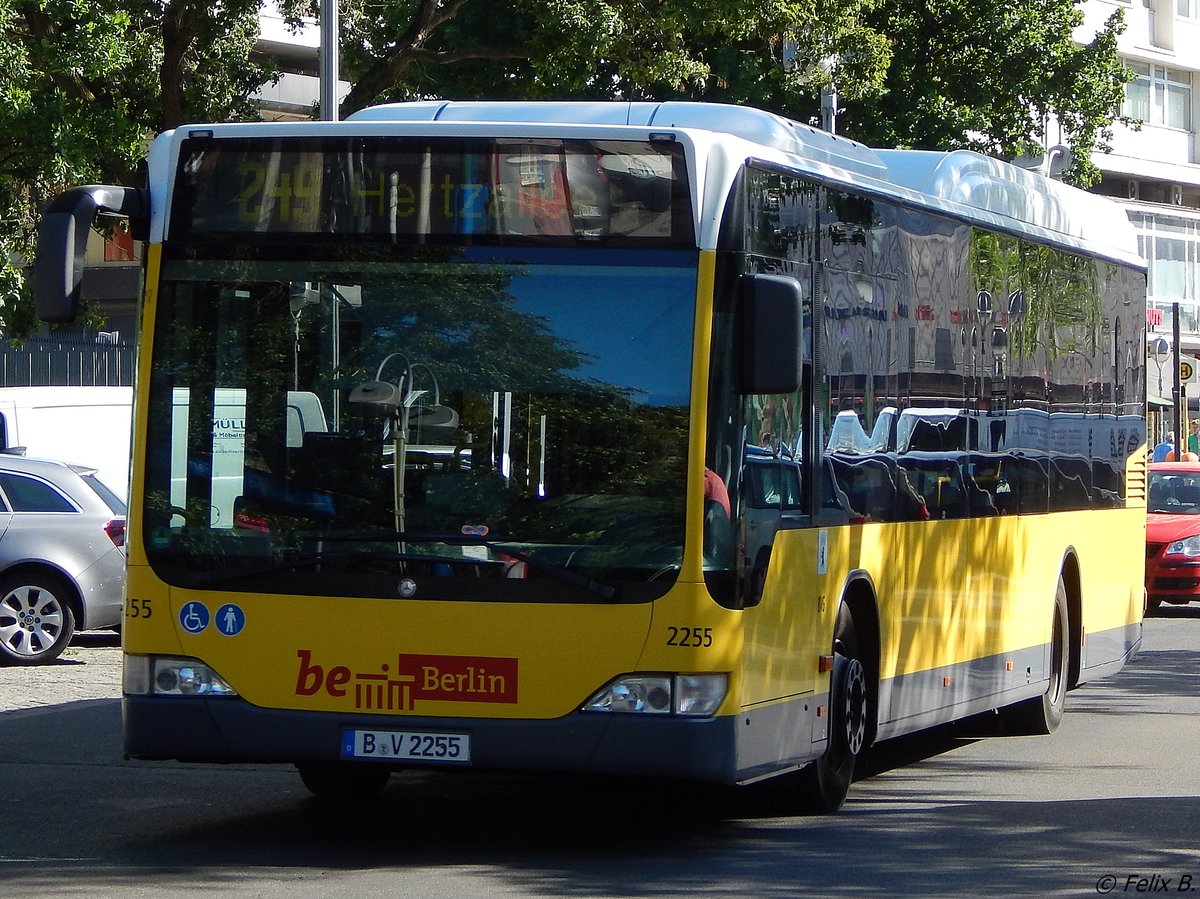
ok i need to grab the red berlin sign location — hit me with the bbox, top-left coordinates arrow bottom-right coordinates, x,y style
295,649 -> 519,711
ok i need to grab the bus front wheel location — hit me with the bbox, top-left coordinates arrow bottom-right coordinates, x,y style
297,762 -> 391,801
796,605 -> 868,814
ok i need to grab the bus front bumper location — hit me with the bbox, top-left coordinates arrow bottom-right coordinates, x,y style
122,695 -> 744,784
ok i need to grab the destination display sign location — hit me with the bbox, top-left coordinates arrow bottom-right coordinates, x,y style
169,136 -> 694,246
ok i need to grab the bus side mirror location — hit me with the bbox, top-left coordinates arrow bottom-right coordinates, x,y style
737,273 -> 805,394
34,185 -> 148,323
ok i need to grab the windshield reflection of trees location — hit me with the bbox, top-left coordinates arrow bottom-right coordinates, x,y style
146,250 -> 692,595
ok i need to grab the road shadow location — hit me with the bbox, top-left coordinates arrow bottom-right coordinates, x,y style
2,618 -> 1196,897
71,630 -> 121,649
1146,603 -> 1200,620
1,697 -> 1194,898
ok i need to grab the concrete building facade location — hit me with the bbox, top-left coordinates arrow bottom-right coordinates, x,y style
1074,1 -> 1200,430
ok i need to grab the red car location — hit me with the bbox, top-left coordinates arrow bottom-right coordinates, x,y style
1146,461 -> 1200,611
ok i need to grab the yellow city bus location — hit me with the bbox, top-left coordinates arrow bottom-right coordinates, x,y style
35,101 -> 1147,812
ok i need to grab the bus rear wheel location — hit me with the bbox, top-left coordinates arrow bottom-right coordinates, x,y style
796,606 -> 868,814
297,762 -> 391,801
998,577 -> 1069,735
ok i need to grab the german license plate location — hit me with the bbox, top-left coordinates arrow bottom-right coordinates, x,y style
341,729 -> 471,764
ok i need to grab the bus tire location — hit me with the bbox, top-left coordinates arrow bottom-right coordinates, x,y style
796,605 -> 868,814
297,762 -> 391,801
999,577 -> 1069,735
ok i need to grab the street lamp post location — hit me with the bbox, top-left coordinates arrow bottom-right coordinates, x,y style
1150,335 -> 1170,453
1150,336 -> 1170,398
1173,303 -> 1183,460
319,0 -> 339,121
819,56 -> 838,134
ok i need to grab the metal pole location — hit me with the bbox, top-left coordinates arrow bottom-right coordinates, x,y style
319,0 -> 339,121
819,55 -> 838,134
1174,302 -> 1183,459
820,85 -> 837,134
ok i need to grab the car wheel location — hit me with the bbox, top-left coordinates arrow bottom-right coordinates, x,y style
0,572 -> 77,665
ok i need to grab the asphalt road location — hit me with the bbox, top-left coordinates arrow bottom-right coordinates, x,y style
0,610 -> 1197,898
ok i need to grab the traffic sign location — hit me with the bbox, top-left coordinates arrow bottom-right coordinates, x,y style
179,601 -> 209,634
1183,361 -> 1194,381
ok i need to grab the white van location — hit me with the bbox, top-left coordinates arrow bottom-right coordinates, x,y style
168,388 -> 329,527
0,386 -> 134,499
0,386 -> 331,512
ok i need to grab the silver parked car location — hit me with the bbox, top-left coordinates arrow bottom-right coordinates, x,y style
0,455 -> 126,664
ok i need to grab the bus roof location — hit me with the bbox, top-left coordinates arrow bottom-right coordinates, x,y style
347,100 -> 1141,267
879,149 -> 1140,264
348,99 -> 890,182
149,100 -> 1141,266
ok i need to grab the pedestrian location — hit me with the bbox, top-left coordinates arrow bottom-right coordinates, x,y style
1153,431 -> 1175,462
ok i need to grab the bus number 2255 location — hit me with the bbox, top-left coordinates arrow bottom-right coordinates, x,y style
666,626 -> 713,647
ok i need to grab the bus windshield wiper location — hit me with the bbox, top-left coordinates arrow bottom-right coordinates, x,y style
184,531 -> 619,600
179,546 -> 508,590
466,537 -> 619,601
320,529 -> 620,600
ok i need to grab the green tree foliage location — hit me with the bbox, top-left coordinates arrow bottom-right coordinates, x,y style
839,0 -> 1130,186
2,0 -> 142,334
7,0 -> 1131,336
0,0 -> 269,336
274,0 -> 891,115
296,0 -> 1125,192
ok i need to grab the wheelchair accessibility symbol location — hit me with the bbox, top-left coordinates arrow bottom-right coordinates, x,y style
179,602 -> 210,634
215,603 -> 246,636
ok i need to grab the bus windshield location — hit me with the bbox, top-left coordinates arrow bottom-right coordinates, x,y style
143,247 -> 698,602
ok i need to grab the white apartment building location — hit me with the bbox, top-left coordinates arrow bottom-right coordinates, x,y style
254,2 -> 348,120
1075,1 -> 1200,422
254,2 -> 322,120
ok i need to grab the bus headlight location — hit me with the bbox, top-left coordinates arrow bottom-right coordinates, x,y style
124,656 -> 238,697
582,673 -> 727,718
675,674 -> 729,716
1167,536 -> 1200,557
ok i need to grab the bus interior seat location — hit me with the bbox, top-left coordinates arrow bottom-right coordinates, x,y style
889,464 -> 929,520
703,498 -> 734,565
828,456 -> 867,519
902,464 -> 965,519
934,475 -> 965,518
822,457 -> 855,516
964,477 -> 998,516
829,456 -> 897,521
858,460 -> 898,521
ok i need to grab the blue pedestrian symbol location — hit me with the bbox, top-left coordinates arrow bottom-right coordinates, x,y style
215,603 -> 246,637
179,602 -> 209,634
